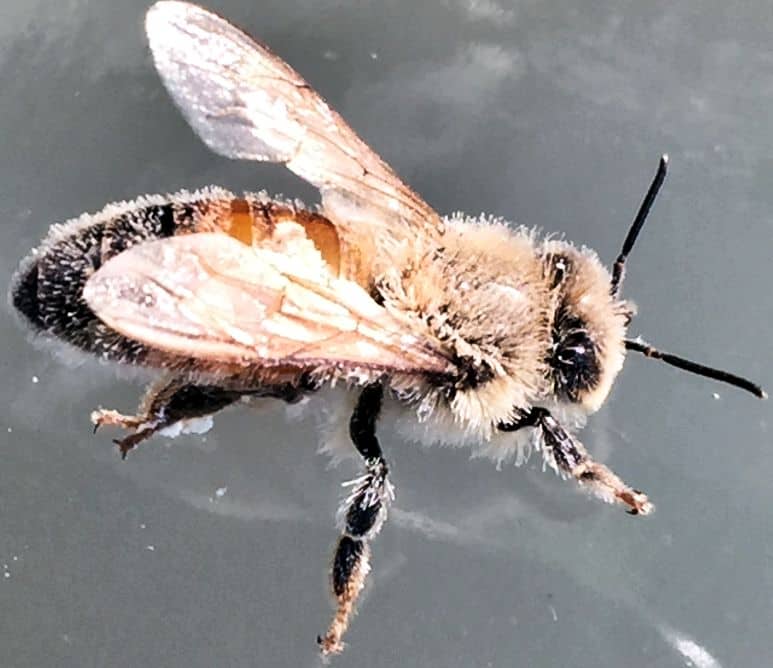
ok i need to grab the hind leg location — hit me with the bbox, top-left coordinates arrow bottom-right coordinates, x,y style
93,374 -> 312,458
92,376 -> 245,458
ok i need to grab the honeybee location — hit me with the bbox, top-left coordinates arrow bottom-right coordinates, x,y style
10,0 -> 766,655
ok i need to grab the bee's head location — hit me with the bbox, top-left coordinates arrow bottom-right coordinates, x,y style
546,155 -> 765,410
542,242 -> 631,413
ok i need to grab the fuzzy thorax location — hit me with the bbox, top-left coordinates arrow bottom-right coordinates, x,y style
375,214 -> 552,430
373,212 -> 630,439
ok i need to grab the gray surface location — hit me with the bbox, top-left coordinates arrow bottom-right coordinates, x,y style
1,1 -> 771,666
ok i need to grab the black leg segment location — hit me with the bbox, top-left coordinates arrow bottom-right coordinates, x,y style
92,375 -> 315,458
349,382 -> 384,460
499,406 -> 653,515
318,383 -> 394,655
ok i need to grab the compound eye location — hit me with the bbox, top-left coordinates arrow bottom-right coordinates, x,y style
556,331 -> 590,364
551,326 -> 600,402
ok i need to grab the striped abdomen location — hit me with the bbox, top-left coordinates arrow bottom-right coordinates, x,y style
10,186 -> 345,366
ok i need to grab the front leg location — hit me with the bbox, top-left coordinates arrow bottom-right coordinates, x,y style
500,408 -> 653,515
318,383 -> 394,655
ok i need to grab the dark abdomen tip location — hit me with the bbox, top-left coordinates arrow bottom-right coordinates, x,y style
9,257 -> 42,329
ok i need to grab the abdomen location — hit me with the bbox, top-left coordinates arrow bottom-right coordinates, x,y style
10,186 -> 346,367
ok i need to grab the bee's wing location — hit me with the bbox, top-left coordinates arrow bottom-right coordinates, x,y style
83,232 -> 453,377
145,1 -> 445,242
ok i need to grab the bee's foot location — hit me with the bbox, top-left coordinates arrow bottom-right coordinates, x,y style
317,632 -> 345,656
91,408 -> 144,432
91,408 -> 157,459
621,489 -> 654,516
112,429 -> 155,460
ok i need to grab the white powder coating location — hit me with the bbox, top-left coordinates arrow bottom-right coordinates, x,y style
158,415 -> 214,438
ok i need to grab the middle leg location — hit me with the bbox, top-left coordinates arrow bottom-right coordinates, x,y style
317,382 -> 394,655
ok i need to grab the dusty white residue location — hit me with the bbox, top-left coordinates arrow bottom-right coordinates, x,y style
179,490 -> 306,523
391,508 -> 463,542
489,282 -> 524,302
158,416 -> 214,438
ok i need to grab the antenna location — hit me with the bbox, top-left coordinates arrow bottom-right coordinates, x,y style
611,155 -> 669,296
625,338 -> 767,399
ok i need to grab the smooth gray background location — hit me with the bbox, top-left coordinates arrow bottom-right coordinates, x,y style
2,1 -> 771,667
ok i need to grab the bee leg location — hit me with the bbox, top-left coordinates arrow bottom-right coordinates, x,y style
318,383 -> 394,656
535,408 -> 654,516
92,376 -> 244,459
93,375 -> 316,458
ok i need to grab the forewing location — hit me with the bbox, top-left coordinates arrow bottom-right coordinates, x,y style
145,1 -> 445,242
83,232 -> 452,376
